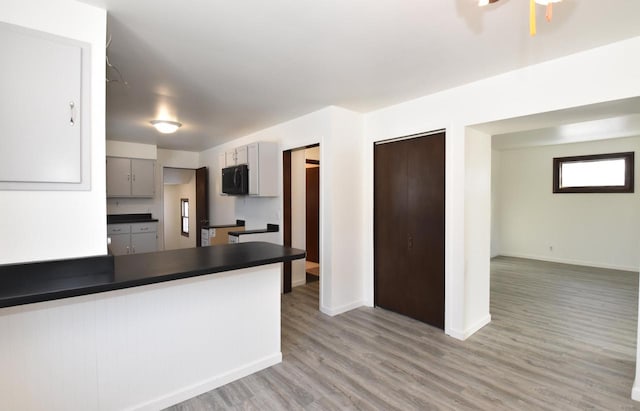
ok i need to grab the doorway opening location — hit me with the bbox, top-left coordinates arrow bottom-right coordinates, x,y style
468,97 -> 640,398
162,166 -> 208,250
283,144 -> 320,295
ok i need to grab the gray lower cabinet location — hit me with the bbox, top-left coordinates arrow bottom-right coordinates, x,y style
109,233 -> 131,255
108,222 -> 157,255
107,157 -> 155,198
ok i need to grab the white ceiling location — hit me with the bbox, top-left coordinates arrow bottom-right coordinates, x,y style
78,0 -> 640,152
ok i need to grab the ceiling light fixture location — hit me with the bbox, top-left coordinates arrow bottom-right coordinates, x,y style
479,0 -> 562,36
150,120 -> 182,134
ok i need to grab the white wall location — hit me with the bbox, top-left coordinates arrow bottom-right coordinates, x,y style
199,106 -> 365,315
364,36 -> 640,340
493,136 -> 640,271
291,149 -> 307,287
164,174 -> 196,250
306,146 -> 320,161
0,0 -> 106,264
464,128 -> 492,338
106,140 -> 157,159
491,149 -> 501,258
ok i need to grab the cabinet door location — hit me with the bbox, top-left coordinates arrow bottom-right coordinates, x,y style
106,157 -> 131,197
109,233 -> 131,256
235,146 -> 248,165
0,23 -> 82,185
225,150 -> 237,166
247,143 -> 259,195
131,232 -> 157,254
131,159 -> 155,197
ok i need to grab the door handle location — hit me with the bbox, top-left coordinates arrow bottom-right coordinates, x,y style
69,101 -> 76,126
408,235 -> 413,249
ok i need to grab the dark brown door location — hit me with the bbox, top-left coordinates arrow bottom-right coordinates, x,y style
374,132 -> 445,329
195,167 -> 209,247
306,166 -> 320,263
282,150 -> 292,293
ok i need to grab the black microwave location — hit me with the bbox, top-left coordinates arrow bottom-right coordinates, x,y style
222,164 -> 249,195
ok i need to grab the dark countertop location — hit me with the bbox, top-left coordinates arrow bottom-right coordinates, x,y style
0,242 -> 305,309
229,223 -> 279,236
203,219 -> 245,229
107,213 -> 158,224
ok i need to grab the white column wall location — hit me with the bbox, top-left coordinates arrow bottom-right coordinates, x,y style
0,0 -> 106,264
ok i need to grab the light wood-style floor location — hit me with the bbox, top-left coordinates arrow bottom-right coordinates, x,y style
167,257 -> 640,410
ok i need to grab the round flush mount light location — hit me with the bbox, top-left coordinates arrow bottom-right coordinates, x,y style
150,119 -> 182,134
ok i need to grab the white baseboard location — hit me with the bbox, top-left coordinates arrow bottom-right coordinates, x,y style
132,352 -> 282,411
632,379 -> 640,401
446,314 -> 491,341
499,252 -> 638,273
446,328 -> 466,340
320,300 -> 364,316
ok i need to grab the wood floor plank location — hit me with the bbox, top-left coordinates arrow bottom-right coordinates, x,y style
167,257 -> 640,410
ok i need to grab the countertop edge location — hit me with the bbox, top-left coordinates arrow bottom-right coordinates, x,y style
0,243 -> 305,309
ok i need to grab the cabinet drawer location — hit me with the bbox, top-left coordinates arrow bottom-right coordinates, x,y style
107,224 -> 131,235
131,222 -> 157,233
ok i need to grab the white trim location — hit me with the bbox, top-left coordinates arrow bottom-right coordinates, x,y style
632,379 -> 640,402
499,252 -> 639,273
320,300 -> 364,316
446,328 -> 466,340
374,128 -> 446,145
465,314 -> 492,339
130,353 -> 282,411
446,314 -> 492,341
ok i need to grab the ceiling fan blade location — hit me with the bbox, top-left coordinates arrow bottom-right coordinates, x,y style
478,0 -> 500,7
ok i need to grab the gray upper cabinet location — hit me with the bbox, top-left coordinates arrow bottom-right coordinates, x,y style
106,157 -> 131,197
131,159 -> 155,197
106,157 -> 155,198
0,22 -> 90,190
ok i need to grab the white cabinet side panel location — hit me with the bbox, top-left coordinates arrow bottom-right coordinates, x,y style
0,265 -> 281,411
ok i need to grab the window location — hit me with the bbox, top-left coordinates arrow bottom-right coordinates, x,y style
553,152 -> 634,193
181,198 -> 189,236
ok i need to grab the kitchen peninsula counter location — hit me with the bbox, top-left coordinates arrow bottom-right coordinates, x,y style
0,242 -> 304,308
0,242 -> 303,411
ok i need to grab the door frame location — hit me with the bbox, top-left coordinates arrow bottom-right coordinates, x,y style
161,166 -> 208,250
283,143 -> 320,294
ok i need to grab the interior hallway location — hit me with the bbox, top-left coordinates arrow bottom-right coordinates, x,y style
168,257 -> 640,410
